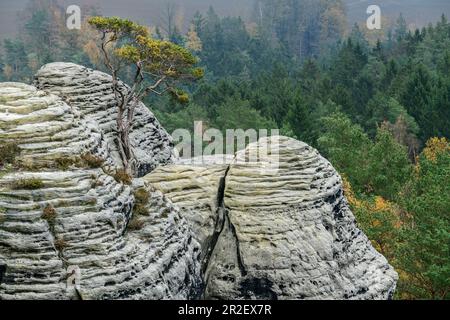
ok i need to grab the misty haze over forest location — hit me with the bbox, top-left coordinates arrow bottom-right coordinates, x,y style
1,0 -> 450,43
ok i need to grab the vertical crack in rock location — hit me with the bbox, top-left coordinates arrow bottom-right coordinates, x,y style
201,165 -> 230,274
202,164 -> 247,280
46,218 -> 68,269
227,218 -> 248,277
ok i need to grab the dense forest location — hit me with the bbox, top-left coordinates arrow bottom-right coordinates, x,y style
0,0 -> 449,299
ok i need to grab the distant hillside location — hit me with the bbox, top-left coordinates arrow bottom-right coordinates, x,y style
1,0 -> 449,45
0,0 -> 254,45
345,0 -> 450,28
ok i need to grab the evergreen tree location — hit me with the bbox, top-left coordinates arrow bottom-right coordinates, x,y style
397,138 -> 450,299
2,39 -> 29,81
401,64 -> 434,141
367,127 -> 412,200
395,13 -> 408,41
318,112 -> 372,193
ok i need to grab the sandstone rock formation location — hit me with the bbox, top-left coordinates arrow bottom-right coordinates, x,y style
147,137 -> 398,300
209,137 -> 397,299
0,81 -> 200,300
34,62 -> 175,177
0,63 -> 398,300
144,164 -> 228,268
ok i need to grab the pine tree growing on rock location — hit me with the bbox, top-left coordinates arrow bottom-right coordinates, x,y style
88,16 -> 203,174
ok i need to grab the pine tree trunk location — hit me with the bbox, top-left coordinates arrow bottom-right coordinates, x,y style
116,106 -> 133,175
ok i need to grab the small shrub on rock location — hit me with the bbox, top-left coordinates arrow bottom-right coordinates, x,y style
0,142 -> 20,166
133,188 -> 149,216
55,156 -> 78,170
127,218 -> 145,231
54,237 -> 68,251
42,205 -> 57,224
113,169 -> 132,185
11,178 -> 44,190
80,153 -> 104,168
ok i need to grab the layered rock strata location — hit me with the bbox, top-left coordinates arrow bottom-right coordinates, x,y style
34,62 -> 175,177
145,138 -> 398,300
0,82 -> 200,300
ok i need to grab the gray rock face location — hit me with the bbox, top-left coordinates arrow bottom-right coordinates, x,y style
207,137 -> 398,300
0,63 -> 397,300
145,138 -> 398,300
144,164 -> 228,268
0,82 -> 200,300
34,62 -> 175,177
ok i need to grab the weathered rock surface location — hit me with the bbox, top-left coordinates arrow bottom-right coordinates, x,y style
0,63 -> 398,300
34,62 -> 175,177
144,164 -> 228,271
0,82 -> 200,300
145,138 -> 398,300
212,137 -> 398,299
